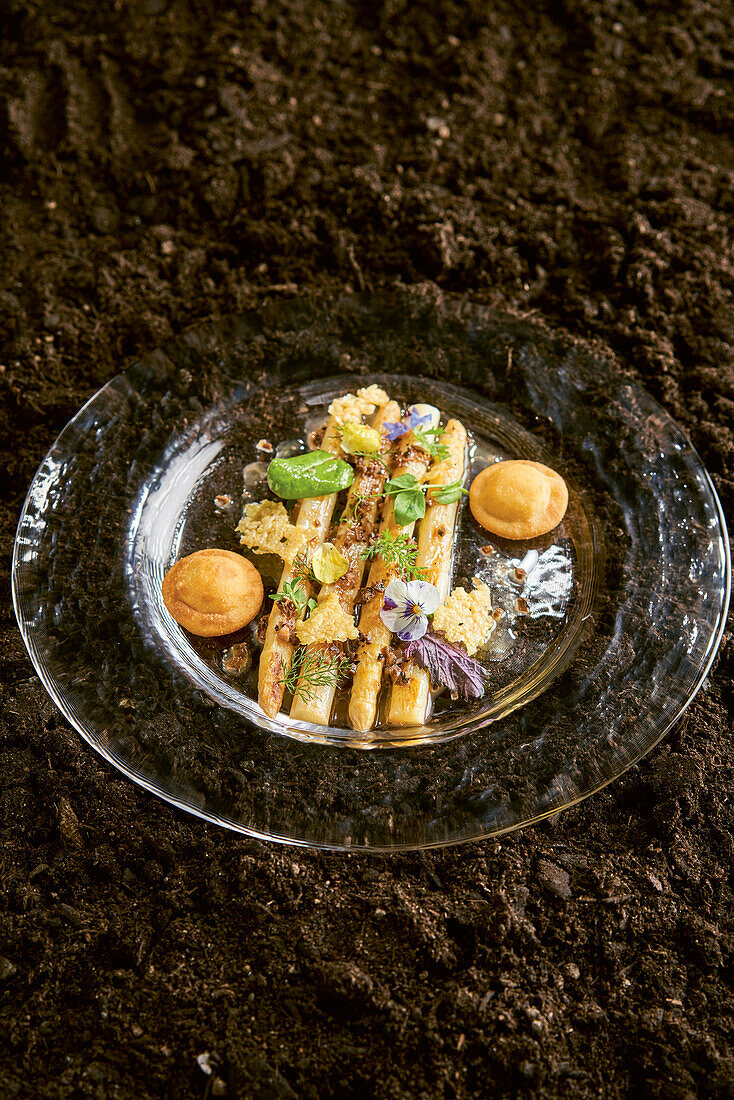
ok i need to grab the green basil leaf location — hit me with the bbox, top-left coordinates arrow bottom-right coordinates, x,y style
384,472 -> 420,495
393,489 -> 426,526
267,450 -> 355,499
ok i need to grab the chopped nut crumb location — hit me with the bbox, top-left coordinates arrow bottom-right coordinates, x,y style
214,494 -> 232,508
223,643 -> 251,673
256,438 -> 273,453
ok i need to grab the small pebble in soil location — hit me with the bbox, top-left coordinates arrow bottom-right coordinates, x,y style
537,858 -> 572,899
197,1052 -> 216,1076
0,957 -> 18,981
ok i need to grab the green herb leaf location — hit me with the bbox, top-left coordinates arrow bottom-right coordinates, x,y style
278,647 -> 352,703
393,488 -> 426,526
384,473 -> 420,494
270,578 -> 310,615
429,479 -> 468,504
291,552 -> 315,583
348,449 -> 388,468
413,427 -> 450,462
267,450 -> 354,500
360,531 -> 426,581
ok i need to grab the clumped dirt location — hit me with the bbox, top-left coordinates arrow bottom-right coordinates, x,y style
1,2 -> 733,1098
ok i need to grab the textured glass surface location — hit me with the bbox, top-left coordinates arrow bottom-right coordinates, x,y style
12,295 -> 730,849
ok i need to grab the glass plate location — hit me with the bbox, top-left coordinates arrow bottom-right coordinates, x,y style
12,294 -> 730,850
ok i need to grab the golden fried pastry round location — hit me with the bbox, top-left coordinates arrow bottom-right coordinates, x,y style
162,549 -> 263,636
469,460 -> 568,540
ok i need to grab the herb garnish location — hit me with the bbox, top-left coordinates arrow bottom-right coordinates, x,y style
383,472 -> 426,526
404,633 -> 488,700
341,489 -> 378,523
384,472 -> 468,525
278,647 -> 352,703
267,449 -> 354,499
428,478 -> 469,505
291,552 -> 316,584
270,578 -> 317,617
413,425 -> 450,463
348,449 -> 389,468
360,531 -> 426,581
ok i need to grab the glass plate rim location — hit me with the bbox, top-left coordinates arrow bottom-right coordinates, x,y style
11,296 -> 732,850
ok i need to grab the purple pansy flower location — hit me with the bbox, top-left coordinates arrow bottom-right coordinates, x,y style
380,577 -> 441,641
383,405 -> 434,442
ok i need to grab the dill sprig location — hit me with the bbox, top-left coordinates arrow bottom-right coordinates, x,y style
278,647 -> 352,703
291,551 -> 316,584
360,531 -> 426,581
348,448 -> 389,468
413,425 -> 450,463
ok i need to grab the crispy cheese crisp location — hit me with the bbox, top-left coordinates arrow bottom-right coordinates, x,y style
236,500 -> 306,561
295,591 -> 359,645
356,385 -> 390,406
328,386 -> 389,424
432,579 -> 495,655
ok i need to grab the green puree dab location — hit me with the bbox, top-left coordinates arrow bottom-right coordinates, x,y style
267,449 -> 355,499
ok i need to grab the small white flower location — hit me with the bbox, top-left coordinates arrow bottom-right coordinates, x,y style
380,578 -> 440,641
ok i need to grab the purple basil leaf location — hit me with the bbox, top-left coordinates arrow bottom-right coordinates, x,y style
404,632 -> 488,700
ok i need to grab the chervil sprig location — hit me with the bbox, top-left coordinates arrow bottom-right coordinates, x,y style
360,531 -> 426,581
413,425 -> 450,463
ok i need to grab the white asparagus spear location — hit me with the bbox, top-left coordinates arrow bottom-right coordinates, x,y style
289,401 -> 401,724
387,418 -> 468,726
257,418 -> 343,718
348,405 -> 440,733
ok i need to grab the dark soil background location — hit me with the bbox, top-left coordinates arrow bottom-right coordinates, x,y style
1,2 -> 733,1097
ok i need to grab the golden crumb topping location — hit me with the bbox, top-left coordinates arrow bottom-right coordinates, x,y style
432,579 -> 495,655
356,385 -> 390,406
236,500 -> 306,561
295,591 -> 359,646
328,387 -> 388,424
